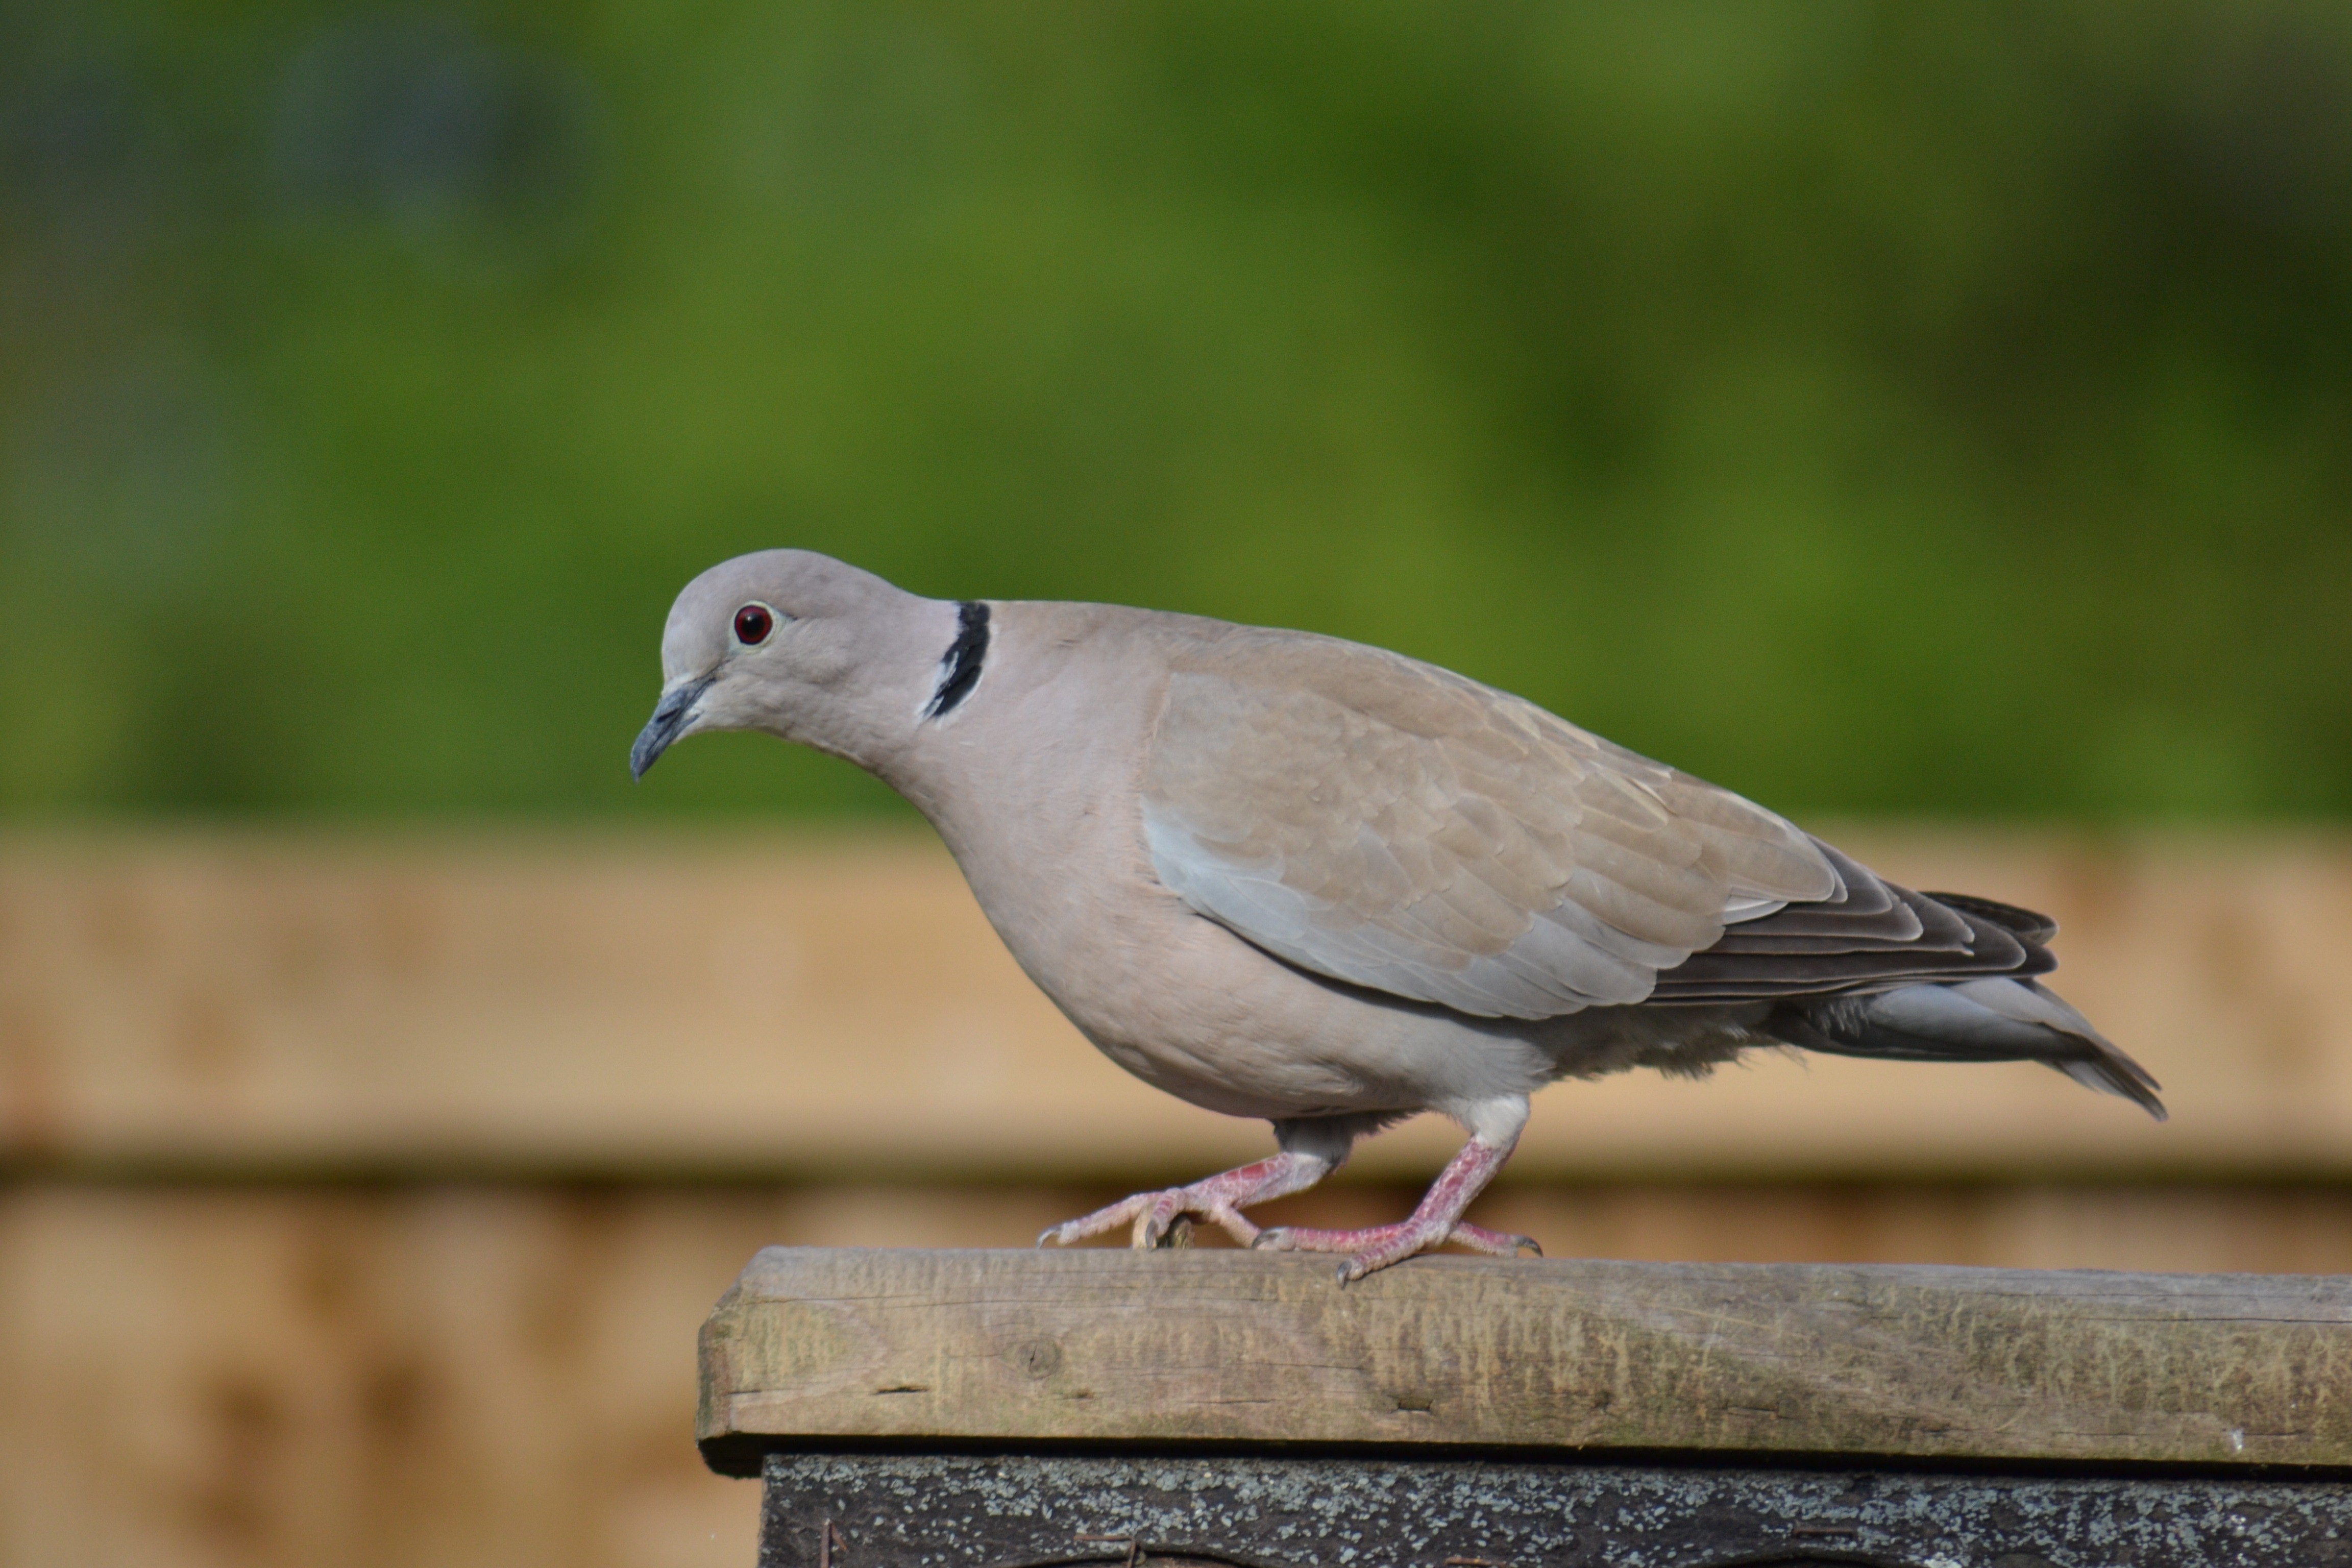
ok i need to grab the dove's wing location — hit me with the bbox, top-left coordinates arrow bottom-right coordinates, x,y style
1140,630 -> 1842,1019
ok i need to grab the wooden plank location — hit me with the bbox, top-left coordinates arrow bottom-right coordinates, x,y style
5,827 -> 2352,1178
698,1246 -> 2352,1471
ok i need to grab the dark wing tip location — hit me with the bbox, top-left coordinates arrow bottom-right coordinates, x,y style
1923,891 -> 2059,947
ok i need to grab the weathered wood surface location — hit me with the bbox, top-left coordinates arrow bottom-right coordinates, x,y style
699,1246 -> 2352,1473
7,828 -> 2352,1179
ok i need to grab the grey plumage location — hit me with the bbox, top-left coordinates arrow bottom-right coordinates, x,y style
633,550 -> 2164,1279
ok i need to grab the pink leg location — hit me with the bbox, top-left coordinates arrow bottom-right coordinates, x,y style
1037,1148 -> 1338,1250
1253,1096 -> 1537,1282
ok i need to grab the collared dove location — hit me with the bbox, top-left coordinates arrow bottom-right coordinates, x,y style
633,551 -> 2163,1281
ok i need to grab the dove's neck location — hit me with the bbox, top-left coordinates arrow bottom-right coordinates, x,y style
845,595 -> 1004,808
885,599 -> 1177,862
747,592 -> 964,783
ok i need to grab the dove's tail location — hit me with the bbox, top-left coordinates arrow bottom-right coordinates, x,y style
1773,974 -> 2166,1121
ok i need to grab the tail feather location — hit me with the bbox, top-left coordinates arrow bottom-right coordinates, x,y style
2051,1055 -> 2166,1116
1777,975 -> 2166,1122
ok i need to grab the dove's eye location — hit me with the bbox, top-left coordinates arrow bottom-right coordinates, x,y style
733,604 -> 775,645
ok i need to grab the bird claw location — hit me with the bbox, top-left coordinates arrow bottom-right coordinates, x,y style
1130,1198 -> 1205,1249
1449,1222 -> 1540,1258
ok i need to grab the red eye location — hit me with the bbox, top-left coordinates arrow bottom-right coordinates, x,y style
733,604 -> 774,645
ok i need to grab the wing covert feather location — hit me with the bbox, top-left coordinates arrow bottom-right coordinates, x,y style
1141,631 -> 1837,1018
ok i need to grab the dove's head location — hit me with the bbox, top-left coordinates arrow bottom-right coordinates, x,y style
629,550 -> 963,779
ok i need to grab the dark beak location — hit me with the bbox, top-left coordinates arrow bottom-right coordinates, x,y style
630,675 -> 714,780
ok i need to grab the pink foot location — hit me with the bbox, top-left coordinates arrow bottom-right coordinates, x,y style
1037,1151 -> 1333,1250
1254,1218 -> 1540,1281
1250,1109 -> 1536,1282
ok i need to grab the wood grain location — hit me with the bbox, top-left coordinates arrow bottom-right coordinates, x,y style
699,1246 -> 2352,1471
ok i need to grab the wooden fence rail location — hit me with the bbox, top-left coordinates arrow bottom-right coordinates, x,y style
701,1246 -> 2352,1468
3,827 -> 2350,1178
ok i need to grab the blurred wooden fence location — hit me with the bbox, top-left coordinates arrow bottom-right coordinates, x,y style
4,827 -> 2351,1568
8,825 -> 2352,1180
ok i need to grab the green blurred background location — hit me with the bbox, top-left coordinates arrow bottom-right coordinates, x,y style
4,1 -> 2348,824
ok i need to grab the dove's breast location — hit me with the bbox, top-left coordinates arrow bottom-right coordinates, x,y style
897,603 -> 1559,1121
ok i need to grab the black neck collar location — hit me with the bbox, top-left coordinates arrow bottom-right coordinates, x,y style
922,601 -> 990,719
